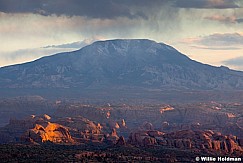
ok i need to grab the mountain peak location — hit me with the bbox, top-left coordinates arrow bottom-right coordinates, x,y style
0,39 -> 243,91
79,39 -> 180,61
90,39 -> 174,51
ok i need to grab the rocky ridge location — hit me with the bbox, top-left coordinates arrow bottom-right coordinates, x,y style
128,129 -> 243,153
1,39 -> 243,91
1,113 -> 243,155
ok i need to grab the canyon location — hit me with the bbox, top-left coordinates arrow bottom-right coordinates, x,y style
0,98 -> 243,162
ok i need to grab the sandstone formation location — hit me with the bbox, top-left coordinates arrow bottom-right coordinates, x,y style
142,122 -> 154,130
23,122 -> 73,144
128,129 -> 243,153
1,100 -> 243,157
116,136 -> 126,146
106,128 -> 119,143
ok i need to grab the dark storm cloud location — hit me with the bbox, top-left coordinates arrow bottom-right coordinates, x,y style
223,57 -> 243,66
43,38 -> 99,49
174,0 -> 241,9
204,15 -> 236,23
197,33 -> 243,46
43,41 -> 88,49
180,33 -> 243,48
190,45 -> 241,50
0,0 -> 170,19
237,18 -> 243,23
0,0 -> 43,13
204,15 -> 243,24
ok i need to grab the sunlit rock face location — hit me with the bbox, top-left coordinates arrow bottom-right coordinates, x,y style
0,114 -> 72,144
24,122 -> 73,143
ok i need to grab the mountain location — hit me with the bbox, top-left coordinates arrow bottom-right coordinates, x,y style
1,39 -> 243,91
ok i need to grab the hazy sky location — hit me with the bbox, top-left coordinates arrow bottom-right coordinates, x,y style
0,0 -> 243,70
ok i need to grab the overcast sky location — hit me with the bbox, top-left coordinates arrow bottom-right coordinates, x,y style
0,0 -> 243,70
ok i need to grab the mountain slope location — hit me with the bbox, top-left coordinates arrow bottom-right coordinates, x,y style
1,39 -> 243,90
